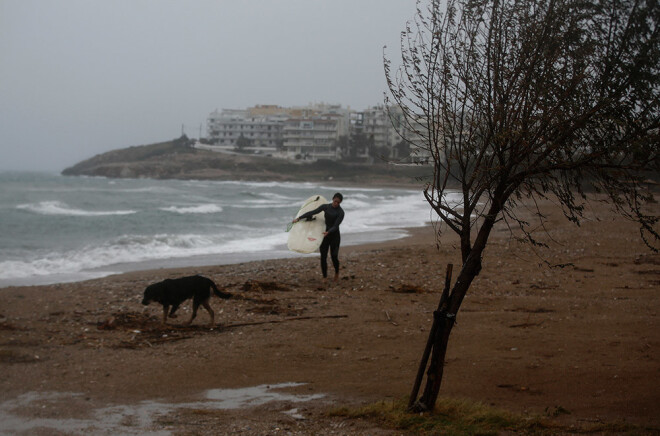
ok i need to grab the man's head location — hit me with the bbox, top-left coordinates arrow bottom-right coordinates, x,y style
332,192 -> 343,208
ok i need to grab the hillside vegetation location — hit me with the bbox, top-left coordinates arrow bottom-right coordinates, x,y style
61,137 -> 428,186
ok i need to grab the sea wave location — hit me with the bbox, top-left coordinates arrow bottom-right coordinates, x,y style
217,180 -> 317,189
0,173 -> 458,286
232,202 -> 299,209
16,201 -> 136,217
0,231 -> 287,281
342,191 -> 455,232
160,204 -> 223,214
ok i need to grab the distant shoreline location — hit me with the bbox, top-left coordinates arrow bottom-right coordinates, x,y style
60,137 -> 430,188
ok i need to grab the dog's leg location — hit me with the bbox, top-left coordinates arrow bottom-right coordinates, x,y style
187,302 -> 199,325
162,305 -> 169,325
169,303 -> 180,318
201,300 -> 215,327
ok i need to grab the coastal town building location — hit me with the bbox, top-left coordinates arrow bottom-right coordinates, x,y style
204,106 -> 291,155
362,105 -> 399,150
201,102 -> 427,162
281,114 -> 345,160
280,104 -> 351,160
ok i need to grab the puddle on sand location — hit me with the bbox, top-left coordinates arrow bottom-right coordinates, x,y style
0,383 -> 325,435
205,382 -> 324,409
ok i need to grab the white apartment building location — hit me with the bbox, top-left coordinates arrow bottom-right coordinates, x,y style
206,107 -> 288,154
204,103 -> 423,162
359,105 -> 434,162
279,103 -> 351,160
362,105 -> 407,149
281,114 -> 345,160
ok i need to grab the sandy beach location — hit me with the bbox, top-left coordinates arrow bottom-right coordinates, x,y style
1,196 -> 658,435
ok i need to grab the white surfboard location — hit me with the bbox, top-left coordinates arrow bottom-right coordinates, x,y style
287,195 -> 327,254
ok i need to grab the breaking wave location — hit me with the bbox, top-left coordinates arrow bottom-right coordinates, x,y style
16,201 -> 136,217
160,204 -> 223,214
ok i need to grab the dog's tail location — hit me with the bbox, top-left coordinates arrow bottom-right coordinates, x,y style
210,280 -> 232,299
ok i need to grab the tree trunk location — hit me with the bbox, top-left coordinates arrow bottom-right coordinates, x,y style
412,208 -> 499,412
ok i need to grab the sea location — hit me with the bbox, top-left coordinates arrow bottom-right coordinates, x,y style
0,171 -> 452,288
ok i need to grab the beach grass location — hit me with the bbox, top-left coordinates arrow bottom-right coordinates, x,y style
328,397 -> 649,435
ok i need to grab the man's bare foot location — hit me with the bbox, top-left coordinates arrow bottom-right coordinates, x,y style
333,272 -> 339,282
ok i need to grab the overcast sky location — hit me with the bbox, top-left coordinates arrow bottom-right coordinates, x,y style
0,0 -> 417,172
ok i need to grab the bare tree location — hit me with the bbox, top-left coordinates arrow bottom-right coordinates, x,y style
385,0 -> 659,411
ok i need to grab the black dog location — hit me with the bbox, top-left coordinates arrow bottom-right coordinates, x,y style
141,275 -> 231,326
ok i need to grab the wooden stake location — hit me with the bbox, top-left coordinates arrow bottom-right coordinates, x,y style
408,264 -> 453,410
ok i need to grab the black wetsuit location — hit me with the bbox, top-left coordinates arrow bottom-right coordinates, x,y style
299,203 -> 345,278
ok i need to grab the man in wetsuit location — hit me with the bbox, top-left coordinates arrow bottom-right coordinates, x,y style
293,192 -> 344,281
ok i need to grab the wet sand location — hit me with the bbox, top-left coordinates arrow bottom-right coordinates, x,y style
0,196 -> 658,435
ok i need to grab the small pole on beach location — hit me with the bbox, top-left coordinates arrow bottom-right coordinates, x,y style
408,263 -> 453,411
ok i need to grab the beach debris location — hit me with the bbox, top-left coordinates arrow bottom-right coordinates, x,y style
0,349 -> 41,364
96,311 -> 157,330
384,311 -> 399,326
391,284 -> 425,294
242,280 -> 292,293
0,320 -> 20,331
283,408 -> 306,420
245,304 -> 305,317
222,314 -> 348,330
91,307 -> 348,349
96,316 -> 116,330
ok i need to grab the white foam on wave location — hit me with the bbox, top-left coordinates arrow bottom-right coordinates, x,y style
16,201 -> 136,217
318,184 -> 385,193
344,190 -> 463,233
232,201 -> 299,209
160,204 -> 223,214
342,192 -> 432,233
215,180 -> 317,189
219,231 -> 287,253
228,191 -> 300,209
114,185 -> 182,194
0,231 -> 287,282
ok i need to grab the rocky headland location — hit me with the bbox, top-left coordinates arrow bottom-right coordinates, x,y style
61,136 -> 427,186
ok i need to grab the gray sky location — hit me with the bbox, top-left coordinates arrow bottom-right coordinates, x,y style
0,0 -> 417,172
